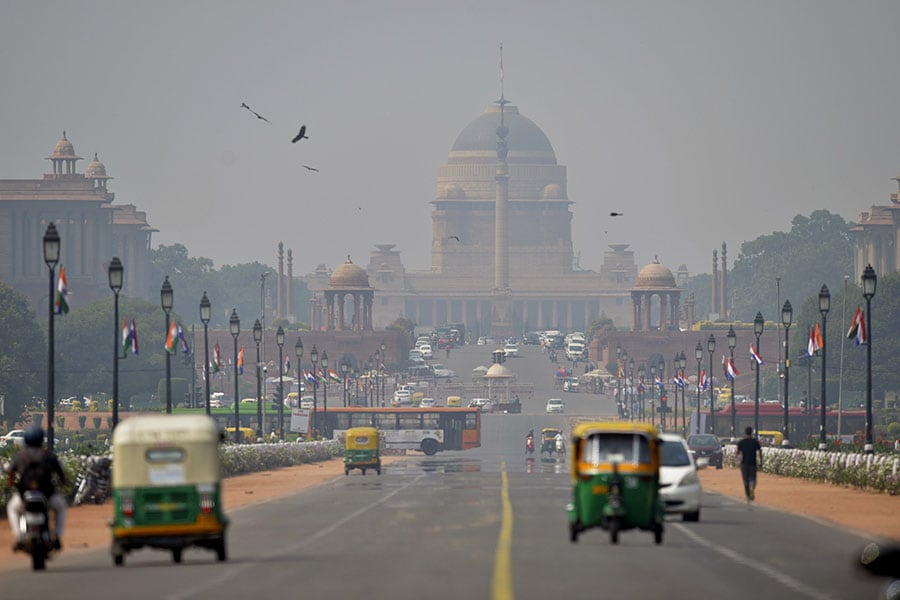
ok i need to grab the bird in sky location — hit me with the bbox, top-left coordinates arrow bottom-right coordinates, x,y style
609,212 -> 624,217
292,125 -> 309,143
240,102 -> 271,124
302,165 -> 319,172
447,235 -> 460,241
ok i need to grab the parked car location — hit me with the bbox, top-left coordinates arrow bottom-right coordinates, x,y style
503,342 -> 519,358
659,433 -> 704,521
545,398 -> 565,414
0,429 -> 25,447
431,364 -> 456,379
419,397 -> 436,408
686,433 -> 724,469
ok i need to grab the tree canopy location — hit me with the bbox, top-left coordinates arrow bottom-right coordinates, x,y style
0,282 -> 45,427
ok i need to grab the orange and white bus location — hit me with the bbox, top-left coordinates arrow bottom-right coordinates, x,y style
319,406 -> 481,455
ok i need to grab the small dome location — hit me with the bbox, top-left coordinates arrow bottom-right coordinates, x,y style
85,152 -> 108,178
328,256 -> 370,288
635,258 -> 676,289
484,363 -> 514,378
47,131 -> 82,160
542,184 -> 563,199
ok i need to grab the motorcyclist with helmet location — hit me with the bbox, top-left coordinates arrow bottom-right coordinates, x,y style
5,425 -> 68,551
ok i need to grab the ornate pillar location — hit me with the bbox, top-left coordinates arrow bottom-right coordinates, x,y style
337,292 -> 345,330
326,293 -> 335,331
659,293 -> 668,332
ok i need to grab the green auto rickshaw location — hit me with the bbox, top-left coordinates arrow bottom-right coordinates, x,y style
110,414 -> 228,566
567,421 -> 665,545
344,426 -> 382,476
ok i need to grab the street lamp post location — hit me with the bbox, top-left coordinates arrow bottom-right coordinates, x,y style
695,341 -> 703,434
161,276 -> 174,414
622,351 -> 629,420
782,300 -> 793,446
637,364 -> 645,421
200,293 -> 211,415
108,257 -> 124,429
673,352 -> 680,430
341,360 -> 349,406
649,363 -> 656,428
229,309 -> 240,442
862,265 -> 876,454
321,350 -> 329,437
679,352 -> 688,435
628,357 -> 635,420
310,345 -> 318,439
276,326 -> 284,441
753,312 -> 764,438
727,326 -> 736,441
374,348 -> 381,407
294,336 -> 303,440
658,358 -> 666,431
253,319 -> 263,440
707,335 -> 716,436
818,285 -> 830,450
366,357 -> 374,407
380,341 -> 386,406
616,345 -> 622,417
43,223 -> 60,452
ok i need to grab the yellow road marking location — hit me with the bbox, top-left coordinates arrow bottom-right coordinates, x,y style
492,459 -> 514,600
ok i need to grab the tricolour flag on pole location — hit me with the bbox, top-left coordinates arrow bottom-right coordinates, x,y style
176,322 -> 190,354
750,344 -> 763,365
164,321 -> 178,354
237,346 -> 244,374
55,266 -> 69,314
699,370 -> 708,390
130,319 -> 138,354
328,369 -> 341,382
212,342 -> 222,373
855,309 -> 867,346
846,306 -> 861,340
726,357 -> 740,380
122,319 -> 131,354
814,322 -> 824,352
304,370 -> 317,386
284,355 -> 291,373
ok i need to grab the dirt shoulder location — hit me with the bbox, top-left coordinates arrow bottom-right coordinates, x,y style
1,458 -> 897,570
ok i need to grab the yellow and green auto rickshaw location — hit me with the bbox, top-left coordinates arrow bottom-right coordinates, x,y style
110,414 -> 228,566
567,421 -> 665,545
344,426 -> 382,476
540,427 -> 563,457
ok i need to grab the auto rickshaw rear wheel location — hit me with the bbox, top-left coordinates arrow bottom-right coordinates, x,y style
569,523 -> 579,543
215,538 -> 227,562
609,518 -> 620,544
653,525 -> 663,545
113,553 -> 124,566
172,548 -> 183,563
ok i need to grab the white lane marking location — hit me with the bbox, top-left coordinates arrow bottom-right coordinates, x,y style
166,473 -> 426,600
671,522 -> 837,600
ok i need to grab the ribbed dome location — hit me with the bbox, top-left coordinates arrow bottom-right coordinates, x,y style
635,259 -> 676,289
328,257 -> 370,288
449,104 -> 556,163
85,152 -> 108,178
484,363 -> 514,378
47,131 -> 81,160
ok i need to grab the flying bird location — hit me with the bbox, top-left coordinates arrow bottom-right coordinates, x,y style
292,125 -> 309,143
447,235 -> 460,241
302,165 -> 319,172
609,212 -> 624,217
240,102 -> 271,124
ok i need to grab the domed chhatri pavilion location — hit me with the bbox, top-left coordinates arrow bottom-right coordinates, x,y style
630,258 -> 681,332
358,100 -> 639,335
324,257 -> 374,331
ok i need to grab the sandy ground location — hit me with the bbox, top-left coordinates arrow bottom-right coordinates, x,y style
0,458 -> 897,569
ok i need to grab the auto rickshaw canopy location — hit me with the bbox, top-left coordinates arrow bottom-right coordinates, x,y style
344,426 -> 380,451
111,414 -> 222,489
570,421 -> 660,481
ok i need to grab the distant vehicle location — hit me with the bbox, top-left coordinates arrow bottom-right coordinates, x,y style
393,386 -> 413,406
0,429 -> 25,447
240,397 -> 257,404
659,433 -> 704,521
566,343 -> 586,361
545,398 -> 565,414
468,398 -> 492,412
299,396 -> 315,409
476,337 -> 487,346
419,397 -> 437,408
408,349 -> 424,361
563,377 -> 579,393
431,364 -> 455,378
686,434 -> 723,469
419,344 -> 434,360
503,342 -> 519,357
522,332 -> 541,345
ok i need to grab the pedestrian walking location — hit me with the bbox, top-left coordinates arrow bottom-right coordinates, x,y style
735,426 -> 763,502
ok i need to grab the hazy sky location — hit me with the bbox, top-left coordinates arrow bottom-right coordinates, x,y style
3,1 -> 900,278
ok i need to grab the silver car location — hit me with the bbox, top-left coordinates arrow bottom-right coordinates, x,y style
658,433 -> 704,522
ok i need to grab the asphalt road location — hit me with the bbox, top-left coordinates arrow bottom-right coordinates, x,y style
0,343 -> 886,598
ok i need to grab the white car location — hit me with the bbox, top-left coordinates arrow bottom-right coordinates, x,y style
545,398 -> 565,414
468,398 -> 492,412
393,388 -> 412,406
431,364 -> 456,379
658,433 -> 704,522
419,397 -> 437,408
299,395 -> 315,409
419,344 -> 434,359
503,343 -> 519,358
0,429 -> 25,447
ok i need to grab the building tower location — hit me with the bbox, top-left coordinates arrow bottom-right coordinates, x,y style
287,249 -> 294,321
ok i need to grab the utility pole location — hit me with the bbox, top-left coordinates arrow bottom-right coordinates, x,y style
260,272 -> 269,434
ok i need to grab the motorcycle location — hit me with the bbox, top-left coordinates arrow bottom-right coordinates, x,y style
860,542 -> 900,599
73,456 -> 111,506
18,490 -> 54,570
526,435 -> 535,454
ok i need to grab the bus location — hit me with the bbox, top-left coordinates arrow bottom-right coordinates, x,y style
318,406 -> 481,456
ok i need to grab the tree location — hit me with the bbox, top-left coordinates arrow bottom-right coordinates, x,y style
728,210 -> 853,322
0,282 -> 44,427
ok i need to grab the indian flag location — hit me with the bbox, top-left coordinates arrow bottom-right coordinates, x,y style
55,266 -> 69,314
121,319 -> 131,354
212,343 -> 222,373
164,321 -> 178,354
328,369 -> 341,382
130,319 -> 139,355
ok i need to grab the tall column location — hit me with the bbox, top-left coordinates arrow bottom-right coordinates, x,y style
287,249 -> 294,320
720,242 -> 728,321
711,249 -> 719,318
277,243 -> 284,318
337,292 -> 345,330
659,293 -> 668,331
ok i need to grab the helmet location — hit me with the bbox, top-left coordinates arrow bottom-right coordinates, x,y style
23,426 -> 44,448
